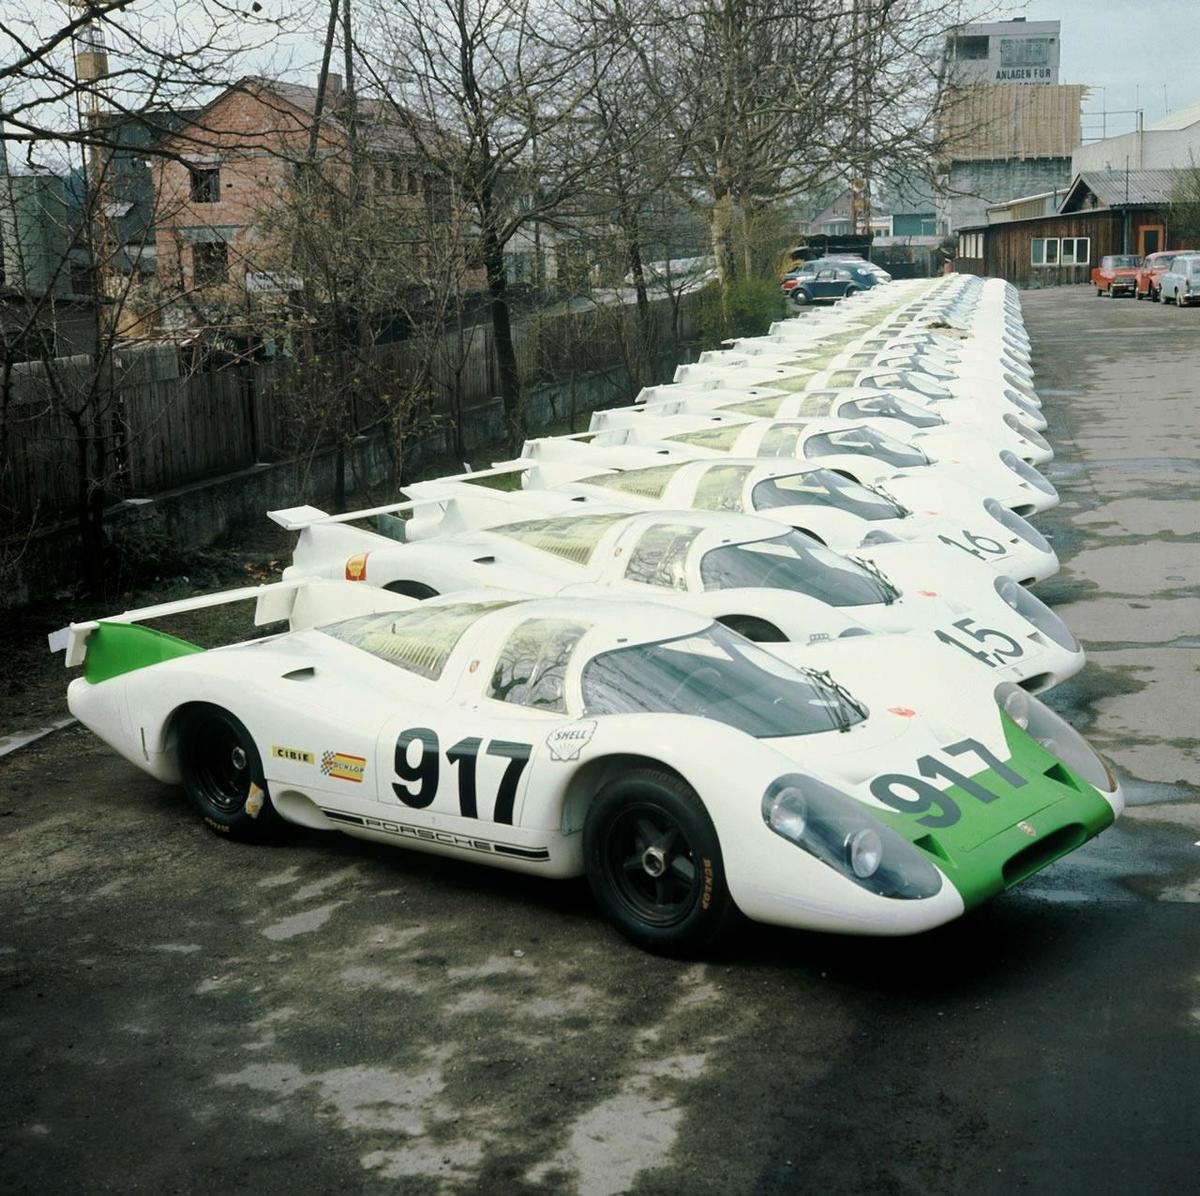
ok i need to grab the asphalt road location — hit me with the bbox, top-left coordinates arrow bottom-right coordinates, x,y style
2,285 -> 1198,1195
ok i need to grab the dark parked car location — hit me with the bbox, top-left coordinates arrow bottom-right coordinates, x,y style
790,265 -> 880,305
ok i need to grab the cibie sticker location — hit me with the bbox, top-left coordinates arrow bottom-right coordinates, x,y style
321,751 -> 366,782
272,745 -> 314,764
545,720 -> 597,762
345,552 -> 370,582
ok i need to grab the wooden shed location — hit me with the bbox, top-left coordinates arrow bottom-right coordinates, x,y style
954,169 -> 1189,287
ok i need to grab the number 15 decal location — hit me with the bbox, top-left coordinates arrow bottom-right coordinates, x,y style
393,727 -> 531,824
935,617 -> 1024,667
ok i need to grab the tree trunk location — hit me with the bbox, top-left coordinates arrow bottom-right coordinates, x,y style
710,188 -> 738,319
481,222 -> 523,451
620,197 -> 652,389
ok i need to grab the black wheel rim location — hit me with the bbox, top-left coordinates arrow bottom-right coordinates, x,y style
189,718 -> 252,813
603,801 -> 701,927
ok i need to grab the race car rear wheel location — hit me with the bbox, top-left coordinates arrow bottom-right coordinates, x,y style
584,768 -> 735,955
177,705 -> 280,841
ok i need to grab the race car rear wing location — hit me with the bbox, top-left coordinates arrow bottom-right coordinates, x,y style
49,579 -> 413,680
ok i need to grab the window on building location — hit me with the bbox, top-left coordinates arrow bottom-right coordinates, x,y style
953,35 -> 989,59
189,167 -> 220,204
192,241 -> 229,287
1031,238 -> 1048,265
1044,239 -> 1059,264
1061,237 -> 1090,265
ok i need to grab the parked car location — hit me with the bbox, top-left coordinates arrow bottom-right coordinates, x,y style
1091,254 -> 1140,297
1159,253 -> 1200,307
779,264 -> 819,296
1135,250 -> 1190,301
791,265 -> 880,305
55,578 -> 1122,953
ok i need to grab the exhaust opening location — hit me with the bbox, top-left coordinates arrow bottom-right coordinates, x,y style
1002,823 -> 1087,889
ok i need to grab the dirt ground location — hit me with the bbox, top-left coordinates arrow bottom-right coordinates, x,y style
2,285 -> 1198,1194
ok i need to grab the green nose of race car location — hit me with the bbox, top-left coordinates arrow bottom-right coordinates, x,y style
869,714 -> 1117,908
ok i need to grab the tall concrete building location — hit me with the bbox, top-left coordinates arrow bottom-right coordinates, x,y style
937,17 -> 1085,232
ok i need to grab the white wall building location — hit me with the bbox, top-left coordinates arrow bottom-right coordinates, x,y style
1072,100 -> 1200,174
941,19 -> 1061,87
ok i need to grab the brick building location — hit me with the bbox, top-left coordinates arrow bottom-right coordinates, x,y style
151,77 -> 449,301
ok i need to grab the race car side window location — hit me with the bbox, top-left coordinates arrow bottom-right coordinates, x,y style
756,423 -> 805,457
624,522 -> 703,589
692,464 -> 755,512
490,513 -> 630,566
665,424 -> 745,452
804,428 -> 930,468
717,396 -> 784,419
320,600 -> 514,680
489,618 -> 590,712
575,464 -> 679,500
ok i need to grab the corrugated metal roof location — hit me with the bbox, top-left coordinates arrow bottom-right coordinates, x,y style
1077,169 -> 1180,206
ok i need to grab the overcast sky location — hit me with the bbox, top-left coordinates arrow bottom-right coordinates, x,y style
1016,0 -> 1199,137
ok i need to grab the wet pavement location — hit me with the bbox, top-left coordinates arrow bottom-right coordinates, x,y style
2,285 -> 1198,1194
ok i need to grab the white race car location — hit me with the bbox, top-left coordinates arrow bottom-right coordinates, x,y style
633,383 -> 1053,467
587,408 -> 1059,517
508,439 -> 1060,585
53,580 -> 1122,954
272,492 -> 1083,693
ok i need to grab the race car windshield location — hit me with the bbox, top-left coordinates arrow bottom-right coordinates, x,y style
839,393 -> 945,429
804,427 -> 930,468
580,623 -> 867,739
889,373 -> 952,400
698,531 -> 896,606
751,468 -> 905,521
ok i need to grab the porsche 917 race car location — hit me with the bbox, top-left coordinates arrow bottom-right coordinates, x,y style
633,383 -> 1053,467
587,408 -> 1059,517
272,492 -> 1083,693
505,440 -> 1059,584
52,580 -> 1121,954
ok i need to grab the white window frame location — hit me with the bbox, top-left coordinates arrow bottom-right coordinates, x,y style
1032,236 -> 1090,267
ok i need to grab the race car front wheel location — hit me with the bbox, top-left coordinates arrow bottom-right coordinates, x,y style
584,768 -> 736,955
177,704 -> 280,841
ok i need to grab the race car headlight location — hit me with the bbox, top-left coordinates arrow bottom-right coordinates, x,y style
858,528 -> 902,545
994,683 -> 1115,793
1000,451 -> 1057,497
994,577 -> 1079,651
762,775 -> 943,899
1002,413 -> 1052,454
983,498 -> 1052,553
1003,389 -> 1042,420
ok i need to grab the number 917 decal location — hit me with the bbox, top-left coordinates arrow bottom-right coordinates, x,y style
869,737 -> 1026,828
934,617 -> 1024,668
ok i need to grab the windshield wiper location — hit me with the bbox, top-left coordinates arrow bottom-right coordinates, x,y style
849,554 -> 899,605
866,481 -> 910,517
801,667 -> 868,734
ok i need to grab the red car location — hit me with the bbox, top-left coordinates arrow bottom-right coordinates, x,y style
1136,250 -> 1194,301
1092,254 -> 1140,297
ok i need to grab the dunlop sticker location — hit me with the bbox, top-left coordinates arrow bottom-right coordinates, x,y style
321,751 -> 366,783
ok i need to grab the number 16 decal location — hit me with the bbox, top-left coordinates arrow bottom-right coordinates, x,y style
393,727 -> 531,824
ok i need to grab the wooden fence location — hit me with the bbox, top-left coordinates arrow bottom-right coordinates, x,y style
1,290 -> 707,532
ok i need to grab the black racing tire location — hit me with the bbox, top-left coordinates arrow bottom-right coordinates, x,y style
177,704 -> 280,841
583,768 -> 736,956
384,579 -> 440,600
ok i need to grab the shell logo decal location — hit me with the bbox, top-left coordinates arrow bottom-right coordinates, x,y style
345,552 -> 370,582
